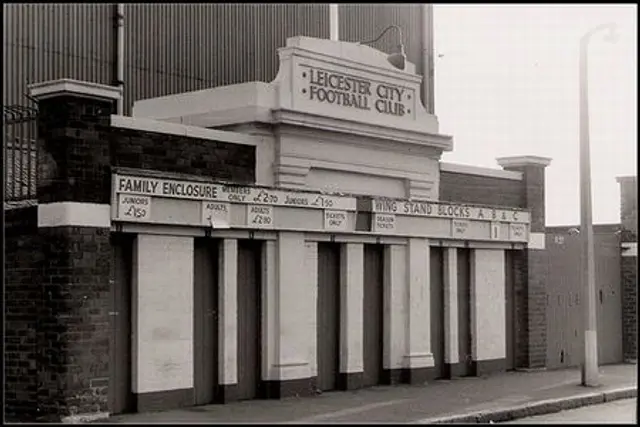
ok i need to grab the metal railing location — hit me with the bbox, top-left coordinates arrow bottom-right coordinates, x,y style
4,103 -> 38,202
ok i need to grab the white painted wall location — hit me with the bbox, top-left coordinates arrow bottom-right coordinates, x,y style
384,244 -> 407,370
305,241 -> 319,377
272,232 -> 315,380
218,239 -> 238,385
277,131 -> 441,200
470,249 -> 506,361
404,238 -> 435,369
443,247 -> 459,364
132,234 -> 194,393
340,243 -> 364,373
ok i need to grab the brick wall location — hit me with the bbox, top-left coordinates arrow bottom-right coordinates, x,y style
36,227 -> 112,420
5,206 -> 42,421
5,81 -> 259,421
622,256 -> 637,362
37,96 -> 256,206
439,171 -> 525,209
619,178 -> 637,242
111,127 -> 255,184
618,176 -> 637,363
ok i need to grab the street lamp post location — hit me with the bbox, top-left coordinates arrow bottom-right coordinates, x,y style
578,22 -> 618,387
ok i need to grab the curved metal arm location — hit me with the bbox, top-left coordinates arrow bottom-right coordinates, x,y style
359,25 -> 404,46
580,22 -> 617,46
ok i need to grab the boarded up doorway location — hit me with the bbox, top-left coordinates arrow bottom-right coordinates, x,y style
317,242 -> 341,392
505,250 -> 516,371
193,238 -> 219,405
430,247 -> 445,379
457,248 -> 473,376
109,233 -> 134,415
363,244 -> 384,388
237,240 -> 262,400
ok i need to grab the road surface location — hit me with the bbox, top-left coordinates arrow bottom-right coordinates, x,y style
503,398 -> 637,424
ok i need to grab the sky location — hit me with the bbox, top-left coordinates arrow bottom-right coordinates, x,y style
433,4 -> 637,226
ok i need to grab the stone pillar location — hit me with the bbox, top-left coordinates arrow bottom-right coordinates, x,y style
497,155 -> 552,370
443,247 -> 460,377
218,238 -> 239,401
382,244 -> 407,384
617,176 -> 637,364
404,238 -> 435,383
470,249 -> 506,375
131,234 -> 194,411
339,243 -> 364,390
263,232 -> 317,398
28,79 -> 121,422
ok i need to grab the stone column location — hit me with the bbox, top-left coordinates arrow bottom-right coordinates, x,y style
404,238 -> 435,383
617,176 -> 637,364
497,155 -> 552,370
470,249 -> 507,375
217,239 -> 239,401
28,79 -> 121,422
339,243 -> 364,390
263,232 -> 317,398
443,247 -> 460,377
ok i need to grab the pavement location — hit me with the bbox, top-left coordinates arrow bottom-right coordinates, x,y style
502,397 -> 637,424
103,364 -> 637,424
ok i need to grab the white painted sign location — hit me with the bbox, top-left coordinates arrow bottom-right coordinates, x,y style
201,202 -> 231,229
113,174 -> 356,211
118,195 -> 151,221
370,198 -> 530,224
247,205 -> 274,229
300,66 -> 416,120
509,223 -> 527,242
373,213 -> 396,233
324,210 -> 348,231
451,219 -> 470,238
490,222 -> 501,240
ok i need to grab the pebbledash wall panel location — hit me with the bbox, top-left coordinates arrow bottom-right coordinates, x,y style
3,4 -> 432,115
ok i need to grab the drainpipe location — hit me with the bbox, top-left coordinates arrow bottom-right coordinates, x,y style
115,3 -> 125,114
329,4 -> 339,41
422,4 -> 435,114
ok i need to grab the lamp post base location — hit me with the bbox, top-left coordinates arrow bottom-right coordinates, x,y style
581,329 -> 600,387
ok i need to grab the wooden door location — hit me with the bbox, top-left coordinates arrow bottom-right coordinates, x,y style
237,240 -> 262,400
109,234 -> 134,415
595,233 -> 623,365
317,243 -> 341,392
362,244 -> 384,388
505,250 -> 516,370
457,248 -> 473,376
430,247 -> 445,379
193,238 -> 218,405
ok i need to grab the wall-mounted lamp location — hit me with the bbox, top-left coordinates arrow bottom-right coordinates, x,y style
357,25 -> 406,71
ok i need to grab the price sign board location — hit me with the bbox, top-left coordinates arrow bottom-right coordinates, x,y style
247,205 -> 274,229
118,195 -> 151,221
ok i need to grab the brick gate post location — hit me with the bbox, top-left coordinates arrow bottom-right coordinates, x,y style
497,156 -> 552,369
617,176 -> 637,364
28,79 -> 121,422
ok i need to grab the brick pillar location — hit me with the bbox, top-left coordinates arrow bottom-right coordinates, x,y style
497,156 -> 552,369
28,79 -> 121,422
617,176 -> 637,364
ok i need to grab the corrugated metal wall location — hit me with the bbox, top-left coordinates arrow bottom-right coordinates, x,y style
123,4 -> 328,114
4,4 -> 428,115
338,4 -> 425,79
3,3 -> 115,107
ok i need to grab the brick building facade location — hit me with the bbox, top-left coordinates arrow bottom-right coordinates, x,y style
4,35 -> 635,422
